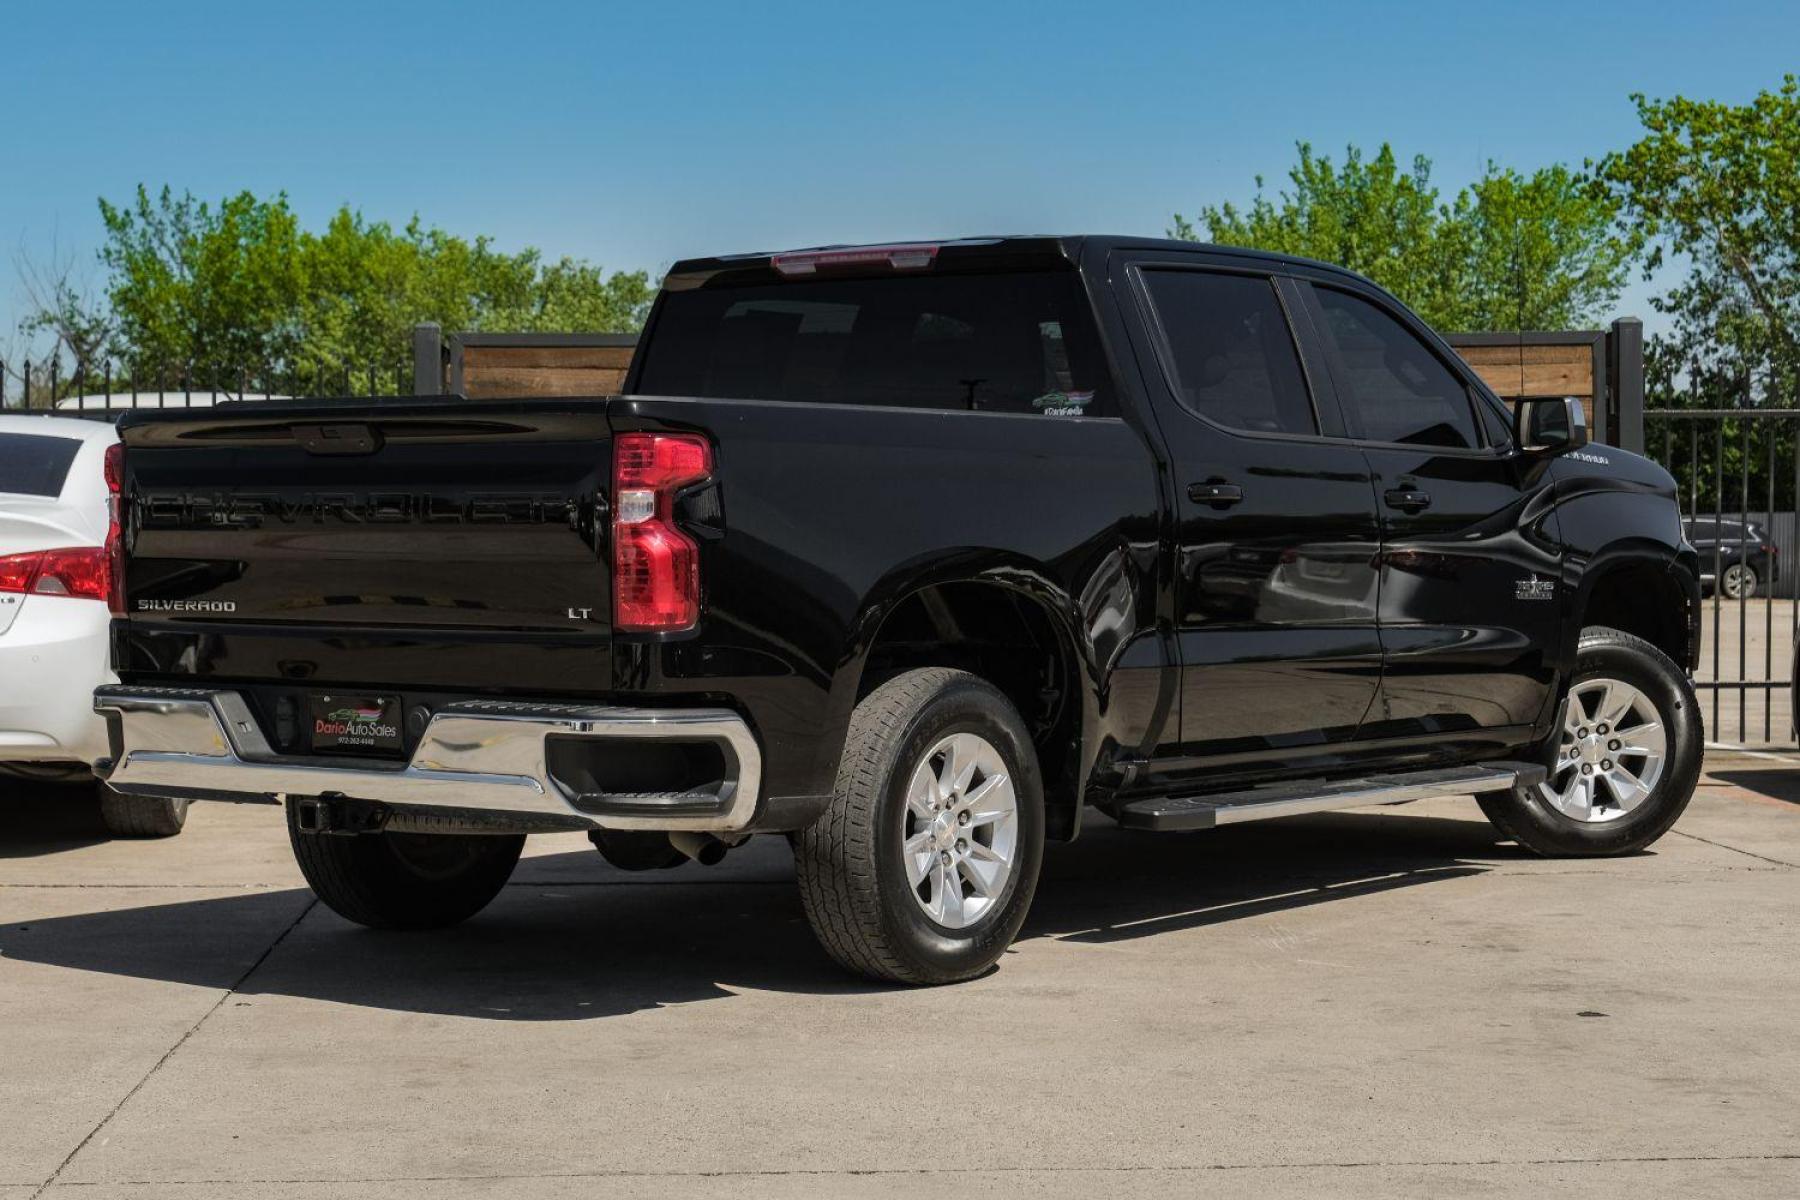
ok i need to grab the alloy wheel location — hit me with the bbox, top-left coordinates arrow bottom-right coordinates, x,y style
1722,563 -> 1756,600
901,732 -> 1019,929
1539,677 -> 1667,823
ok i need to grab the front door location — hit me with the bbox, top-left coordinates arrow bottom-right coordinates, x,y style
1297,281 -> 1561,745
1127,262 -> 1385,763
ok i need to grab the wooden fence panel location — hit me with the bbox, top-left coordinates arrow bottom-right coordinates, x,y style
459,343 -> 636,398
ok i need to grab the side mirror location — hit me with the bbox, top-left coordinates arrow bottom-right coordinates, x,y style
1514,396 -> 1589,455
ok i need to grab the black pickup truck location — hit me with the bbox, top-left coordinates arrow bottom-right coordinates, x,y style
95,236 -> 1704,984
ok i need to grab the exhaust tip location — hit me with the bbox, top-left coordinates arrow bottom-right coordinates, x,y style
669,830 -> 729,866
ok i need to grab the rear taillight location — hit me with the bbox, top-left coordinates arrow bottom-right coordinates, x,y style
612,432 -> 713,632
0,546 -> 110,601
0,552 -> 43,593
103,442 -> 126,614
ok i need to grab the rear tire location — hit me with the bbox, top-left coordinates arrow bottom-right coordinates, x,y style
287,804 -> 524,929
795,668 -> 1045,985
99,787 -> 189,838
1478,626 -> 1701,857
1721,562 -> 1758,600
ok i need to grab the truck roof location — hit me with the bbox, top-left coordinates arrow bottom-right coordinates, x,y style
664,234 -> 1370,288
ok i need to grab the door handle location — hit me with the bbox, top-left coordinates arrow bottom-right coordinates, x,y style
1188,481 -> 1244,507
1384,487 -> 1431,513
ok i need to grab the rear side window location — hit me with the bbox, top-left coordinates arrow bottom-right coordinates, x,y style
1687,519 -> 1755,544
635,271 -> 1113,416
1141,271 -> 1315,436
1314,288 -> 1479,449
0,432 -> 82,497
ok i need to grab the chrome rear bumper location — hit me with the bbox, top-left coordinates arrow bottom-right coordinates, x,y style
93,686 -> 761,833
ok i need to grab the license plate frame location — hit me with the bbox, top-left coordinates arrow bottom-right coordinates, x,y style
307,693 -> 404,757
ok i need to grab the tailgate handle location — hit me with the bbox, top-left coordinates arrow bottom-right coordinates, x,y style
295,424 -> 382,456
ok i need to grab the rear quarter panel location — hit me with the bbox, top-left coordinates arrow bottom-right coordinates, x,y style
611,396 -> 1167,803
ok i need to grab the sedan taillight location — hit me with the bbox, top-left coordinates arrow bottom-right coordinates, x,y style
0,551 -> 43,593
0,546 -> 111,601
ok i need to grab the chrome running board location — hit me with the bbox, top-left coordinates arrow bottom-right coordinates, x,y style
1115,762 -> 1544,832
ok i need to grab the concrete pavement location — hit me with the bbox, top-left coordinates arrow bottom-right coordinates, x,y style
2,759 -> 1796,1198
1694,596 -> 1795,745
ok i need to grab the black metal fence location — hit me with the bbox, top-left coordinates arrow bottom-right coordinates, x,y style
0,356 -> 413,415
1645,405 -> 1798,746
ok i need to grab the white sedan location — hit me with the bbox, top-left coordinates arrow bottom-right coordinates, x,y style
0,413 -> 188,835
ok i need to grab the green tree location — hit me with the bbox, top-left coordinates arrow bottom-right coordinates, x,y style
99,187 -> 306,379
1597,77 -> 1800,513
90,185 -> 653,388
1172,143 -> 1635,331
1447,164 -> 1637,331
483,255 -> 655,333
1596,76 -> 1800,406
1174,144 -> 1446,314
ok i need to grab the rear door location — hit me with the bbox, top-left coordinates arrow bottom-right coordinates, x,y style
1123,257 -> 1384,763
1295,281 -> 1562,744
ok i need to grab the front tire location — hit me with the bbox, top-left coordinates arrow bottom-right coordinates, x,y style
1479,626 -> 1701,856
99,787 -> 189,838
795,668 -> 1045,985
287,804 -> 524,930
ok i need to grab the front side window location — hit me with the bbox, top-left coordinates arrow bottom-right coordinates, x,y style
1314,288 -> 1480,449
1141,270 -> 1316,436
635,270 -> 1113,416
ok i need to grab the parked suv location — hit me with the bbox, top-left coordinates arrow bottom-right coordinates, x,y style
1683,516 -> 1778,599
94,236 -> 1703,983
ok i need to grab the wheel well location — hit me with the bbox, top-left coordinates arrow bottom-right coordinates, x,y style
859,582 -> 1081,840
1582,562 -> 1689,666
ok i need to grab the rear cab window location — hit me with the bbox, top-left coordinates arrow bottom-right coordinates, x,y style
1138,269 -> 1317,437
634,270 -> 1114,418
0,432 -> 82,497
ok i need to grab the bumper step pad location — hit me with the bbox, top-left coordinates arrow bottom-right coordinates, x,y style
91,685 -> 761,833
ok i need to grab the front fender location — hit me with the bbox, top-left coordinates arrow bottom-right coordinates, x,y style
1551,449 -> 1693,681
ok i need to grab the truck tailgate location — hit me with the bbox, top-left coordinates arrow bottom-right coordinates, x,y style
116,400 -> 614,692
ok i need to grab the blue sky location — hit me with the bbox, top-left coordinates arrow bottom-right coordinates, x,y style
3,0 -> 1796,345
